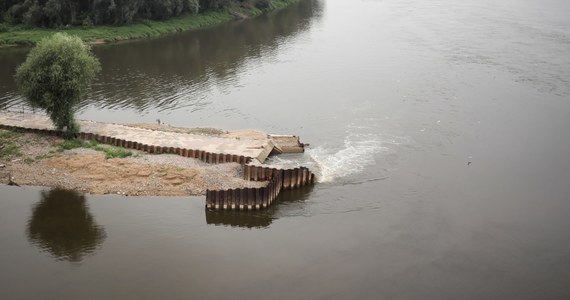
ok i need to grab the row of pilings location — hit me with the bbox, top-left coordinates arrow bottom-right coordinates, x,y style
0,124 -> 252,165
205,165 -> 316,211
0,123 -> 317,210
206,171 -> 283,210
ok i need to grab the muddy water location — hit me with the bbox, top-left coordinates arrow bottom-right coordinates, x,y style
1,0 -> 570,299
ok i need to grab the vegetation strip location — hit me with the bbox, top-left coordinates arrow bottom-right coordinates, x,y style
60,139 -> 132,159
0,0 -> 301,47
0,129 -> 22,159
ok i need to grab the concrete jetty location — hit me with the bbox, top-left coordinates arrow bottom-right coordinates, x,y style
0,110 -> 317,210
0,110 -> 304,163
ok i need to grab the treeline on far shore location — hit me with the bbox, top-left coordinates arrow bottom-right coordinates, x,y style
0,0 -> 277,28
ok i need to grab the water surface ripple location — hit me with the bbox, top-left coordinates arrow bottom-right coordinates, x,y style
1,0 -> 570,299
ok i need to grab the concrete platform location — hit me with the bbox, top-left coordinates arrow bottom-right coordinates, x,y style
0,111 -> 304,163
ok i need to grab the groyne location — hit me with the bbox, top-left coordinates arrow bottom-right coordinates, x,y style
205,166 -> 315,211
0,116 -> 317,210
0,111 -> 292,163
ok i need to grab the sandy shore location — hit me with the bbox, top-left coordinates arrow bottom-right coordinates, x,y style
0,128 -> 266,196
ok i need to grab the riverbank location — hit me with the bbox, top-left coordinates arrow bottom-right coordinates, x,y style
0,0 -> 299,48
0,109 -> 308,196
0,127 -> 266,196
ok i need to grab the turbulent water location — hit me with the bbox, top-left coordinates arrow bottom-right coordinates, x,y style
1,0 -> 570,299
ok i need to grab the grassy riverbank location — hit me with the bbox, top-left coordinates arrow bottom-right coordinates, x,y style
0,0 -> 299,48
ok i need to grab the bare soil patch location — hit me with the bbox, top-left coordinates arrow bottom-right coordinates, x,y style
0,129 -> 265,196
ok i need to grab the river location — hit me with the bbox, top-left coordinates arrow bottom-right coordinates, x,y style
1,0 -> 570,299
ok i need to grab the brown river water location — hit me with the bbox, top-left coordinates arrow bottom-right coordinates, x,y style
1,0 -> 570,298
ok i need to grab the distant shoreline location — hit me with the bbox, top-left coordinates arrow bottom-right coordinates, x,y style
0,0 -> 300,48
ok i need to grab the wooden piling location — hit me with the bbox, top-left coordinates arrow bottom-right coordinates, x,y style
206,190 -> 212,209
223,190 -> 229,210
260,189 -> 267,208
232,189 -> 239,210
238,189 -> 244,210
246,189 -> 252,209
215,190 -> 222,210
283,169 -> 291,189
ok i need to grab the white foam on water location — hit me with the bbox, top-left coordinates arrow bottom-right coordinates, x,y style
308,133 -> 387,183
263,121 -> 406,183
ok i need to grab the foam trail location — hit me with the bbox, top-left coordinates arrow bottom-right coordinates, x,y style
263,128 -> 399,183
308,133 -> 386,183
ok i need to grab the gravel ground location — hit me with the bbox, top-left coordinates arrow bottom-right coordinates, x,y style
0,129 -> 266,196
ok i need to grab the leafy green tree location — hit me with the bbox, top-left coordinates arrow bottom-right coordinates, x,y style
1,0 -> 211,26
199,0 -> 231,11
15,32 -> 100,138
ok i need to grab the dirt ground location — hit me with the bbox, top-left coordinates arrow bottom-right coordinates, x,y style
0,129 -> 266,196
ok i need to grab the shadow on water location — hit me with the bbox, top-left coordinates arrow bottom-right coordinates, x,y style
205,184 -> 314,229
0,0 -> 324,114
26,189 -> 106,263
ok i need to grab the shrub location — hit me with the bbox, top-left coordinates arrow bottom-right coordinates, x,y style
15,33 -> 101,139
82,16 -> 94,28
255,0 -> 271,10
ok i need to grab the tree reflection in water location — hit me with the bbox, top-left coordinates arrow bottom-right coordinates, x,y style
26,189 -> 106,262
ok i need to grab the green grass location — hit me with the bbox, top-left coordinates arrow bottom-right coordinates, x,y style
0,130 -> 23,158
93,145 -> 132,159
187,128 -> 226,136
59,139 -> 132,159
1,129 -> 135,161
271,0 -> 300,10
0,0 -> 299,47
0,11 -> 233,47
59,138 -> 89,150
0,143 -> 21,158
0,130 -> 20,139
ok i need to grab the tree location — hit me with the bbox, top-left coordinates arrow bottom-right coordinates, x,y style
16,32 -> 101,138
